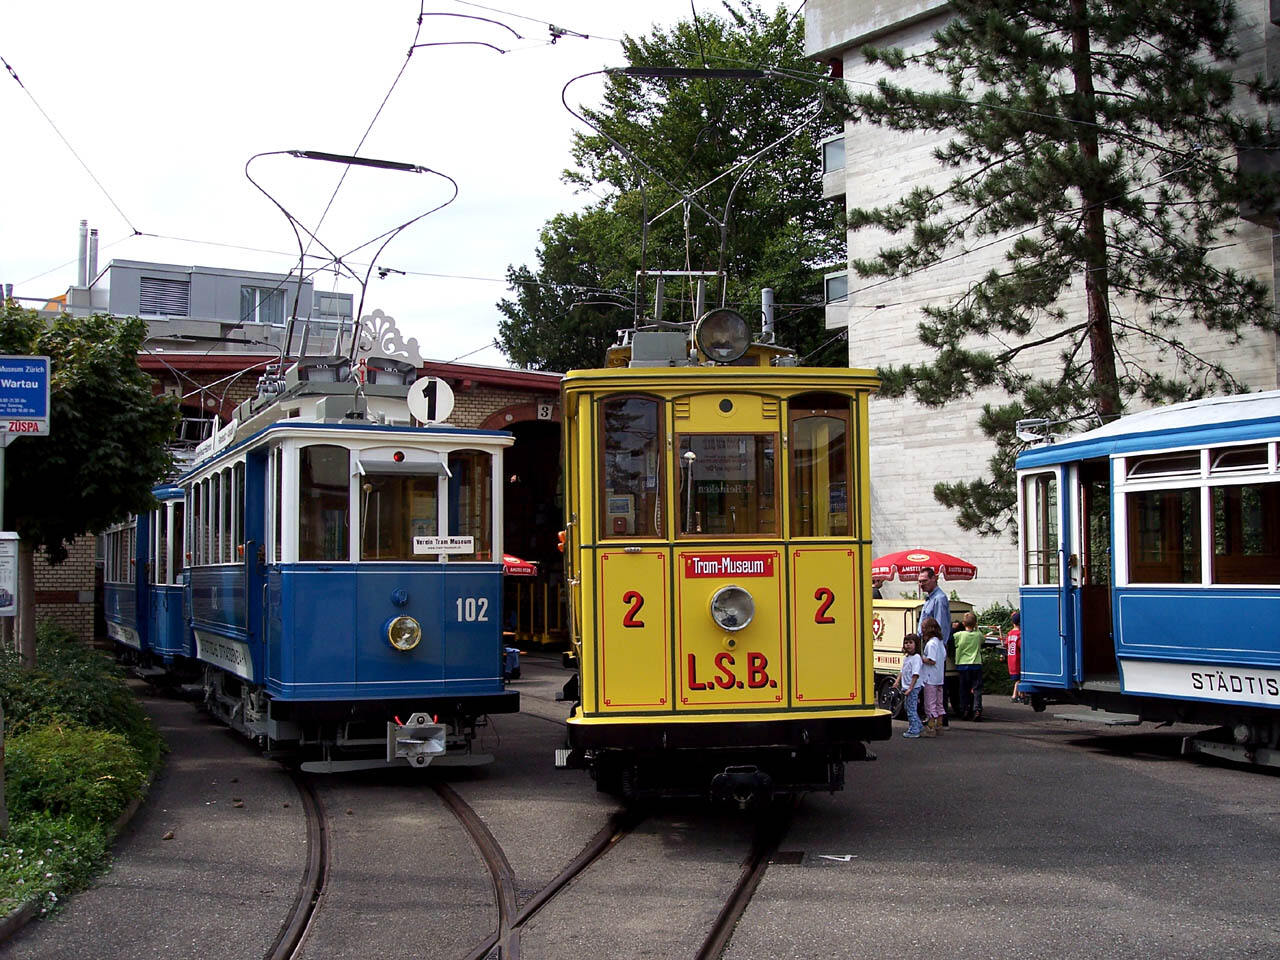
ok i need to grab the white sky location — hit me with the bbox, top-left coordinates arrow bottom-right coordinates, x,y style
0,0 -> 719,368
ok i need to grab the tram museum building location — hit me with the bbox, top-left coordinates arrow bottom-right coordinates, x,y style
30,253 -> 562,643
805,0 -> 1280,607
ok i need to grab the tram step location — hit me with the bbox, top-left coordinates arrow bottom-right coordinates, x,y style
1054,711 -> 1141,726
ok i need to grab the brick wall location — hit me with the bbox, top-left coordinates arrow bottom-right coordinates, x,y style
33,536 -> 98,642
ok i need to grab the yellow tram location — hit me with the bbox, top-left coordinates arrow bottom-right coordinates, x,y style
558,311 -> 891,803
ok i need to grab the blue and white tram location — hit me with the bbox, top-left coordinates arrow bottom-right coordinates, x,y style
103,486 -> 191,672
1015,390 -> 1280,765
180,358 -> 517,770
103,513 -> 145,655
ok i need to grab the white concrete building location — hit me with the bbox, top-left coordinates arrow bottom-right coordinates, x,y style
806,0 -> 1280,607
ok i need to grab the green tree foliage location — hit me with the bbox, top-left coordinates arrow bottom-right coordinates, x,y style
0,301 -> 178,562
847,0 -> 1280,536
497,2 -> 847,370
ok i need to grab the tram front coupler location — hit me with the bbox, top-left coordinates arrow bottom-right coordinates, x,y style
710,764 -> 774,809
387,713 -> 447,767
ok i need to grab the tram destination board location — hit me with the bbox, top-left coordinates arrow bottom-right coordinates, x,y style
0,354 -> 51,443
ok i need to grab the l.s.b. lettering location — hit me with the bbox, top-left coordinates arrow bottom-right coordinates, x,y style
686,651 -> 777,691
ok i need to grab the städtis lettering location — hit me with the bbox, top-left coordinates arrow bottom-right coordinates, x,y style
1190,670 -> 1279,697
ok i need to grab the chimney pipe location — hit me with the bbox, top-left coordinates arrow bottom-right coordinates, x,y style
77,220 -> 88,287
761,288 -> 775,342
88,228 -> 99,285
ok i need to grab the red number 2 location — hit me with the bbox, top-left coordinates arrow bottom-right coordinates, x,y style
622,590 -> 646,628
813,587 -> 836,624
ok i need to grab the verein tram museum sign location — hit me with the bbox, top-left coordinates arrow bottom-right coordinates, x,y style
0,355 -> 51,618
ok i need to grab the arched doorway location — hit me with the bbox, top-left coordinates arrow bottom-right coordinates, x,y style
502,419 -> 564,645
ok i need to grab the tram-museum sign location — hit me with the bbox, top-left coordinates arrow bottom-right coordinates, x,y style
0,355 -> 51,443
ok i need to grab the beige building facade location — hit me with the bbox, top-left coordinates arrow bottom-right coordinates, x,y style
806,0 -> 1280,607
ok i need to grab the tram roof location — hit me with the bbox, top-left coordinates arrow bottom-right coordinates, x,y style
1016,389 -> 1280,468
180,418 -> 513,480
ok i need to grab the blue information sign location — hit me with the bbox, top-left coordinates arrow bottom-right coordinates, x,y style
0,355 -> 50,431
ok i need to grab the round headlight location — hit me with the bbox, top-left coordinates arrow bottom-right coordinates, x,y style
694,308 -> 750,363
386,615 -> 422,651
709,585 -> 754,632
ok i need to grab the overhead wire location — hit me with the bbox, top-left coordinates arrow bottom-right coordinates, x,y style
0,54 -> 140,236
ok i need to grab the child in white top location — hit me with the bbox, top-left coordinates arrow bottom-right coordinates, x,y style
893,633 -> 924,738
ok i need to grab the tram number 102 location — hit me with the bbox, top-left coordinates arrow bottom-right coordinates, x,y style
456,597 -> 490,622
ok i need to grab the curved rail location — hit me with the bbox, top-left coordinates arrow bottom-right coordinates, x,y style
264,772 -> 329,960
693,798 -> 797,960
438,781 -> 641,960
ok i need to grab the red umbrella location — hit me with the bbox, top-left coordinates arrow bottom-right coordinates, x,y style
502,554 -> 538,577
872,549 -> 977,582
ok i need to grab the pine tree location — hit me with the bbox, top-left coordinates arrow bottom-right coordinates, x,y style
848,0 -> 1280,536
497,2 -> 847,370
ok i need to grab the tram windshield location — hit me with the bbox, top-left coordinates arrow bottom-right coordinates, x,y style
360,473 -> 439,561
790,400 -> 852,537
600,396 -> 663,538
677,434 -> 777,536
300,445 -> 350,562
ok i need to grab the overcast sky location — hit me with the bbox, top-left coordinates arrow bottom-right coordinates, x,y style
1,0 -> 740,368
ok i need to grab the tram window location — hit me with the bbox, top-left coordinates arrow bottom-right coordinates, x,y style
448,450 -> 493,561
190,487 -> 200,566
220,469 -> 232,563
1127,489 -> 1201,583
677,434 -> 777,536
234,462 -> 245,559
1212,482 -> 1280,584
1210,445 -> 1268,475
154,509 -> 165,585
360,472 -> 439,561
272,448 -> 283,563
600,396 -> 663,538
1021,473 -> 1059,585
210,478 -> 220,566
173,502 -> 185,579
299,445 -> 350,562
1127,452 -> 1201,480
790,401 -> 851,537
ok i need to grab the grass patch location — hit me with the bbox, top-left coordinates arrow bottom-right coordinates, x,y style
0,621 -> 162,918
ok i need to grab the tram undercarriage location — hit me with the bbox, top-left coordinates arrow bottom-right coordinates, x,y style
202,667 -> 513,772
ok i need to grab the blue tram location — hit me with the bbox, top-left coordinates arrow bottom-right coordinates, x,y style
106,356 -> 519,771
1015,391 -> 1280,765
104,486 -> 188,668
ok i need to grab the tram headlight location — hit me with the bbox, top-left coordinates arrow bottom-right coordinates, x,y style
694,308 -> 750,363
386,615 -> 422,651
709,585 -> 754,632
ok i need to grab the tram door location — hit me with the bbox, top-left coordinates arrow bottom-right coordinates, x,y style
1019,467 -> 1073,688
1071,459 -> 1114,679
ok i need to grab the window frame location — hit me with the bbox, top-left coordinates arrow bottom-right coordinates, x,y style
1114,441 -> 1280,588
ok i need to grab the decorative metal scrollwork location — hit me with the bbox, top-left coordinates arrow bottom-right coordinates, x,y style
356,309 -> 423,366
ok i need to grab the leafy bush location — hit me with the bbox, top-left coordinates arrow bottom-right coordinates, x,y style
0,621 -> 163,770
978,602 -> 1016,696
0,813 -> 110,916
6,723 -> 148,824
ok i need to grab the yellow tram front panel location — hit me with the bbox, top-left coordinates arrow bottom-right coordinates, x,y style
789,547 -> 862,704
592,549 -> 670,711
675,549 -> 786,711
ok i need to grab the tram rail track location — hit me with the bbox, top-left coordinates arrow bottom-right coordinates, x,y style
265,773 -> 329,960
440,780 -> 794,960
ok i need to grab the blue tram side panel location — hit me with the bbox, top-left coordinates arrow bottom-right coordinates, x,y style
1014,390 -> 1280,765
111,356 -> 517,771
104,485 -> 191,674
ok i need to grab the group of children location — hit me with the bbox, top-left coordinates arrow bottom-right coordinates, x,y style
891,610 -> 1022,739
